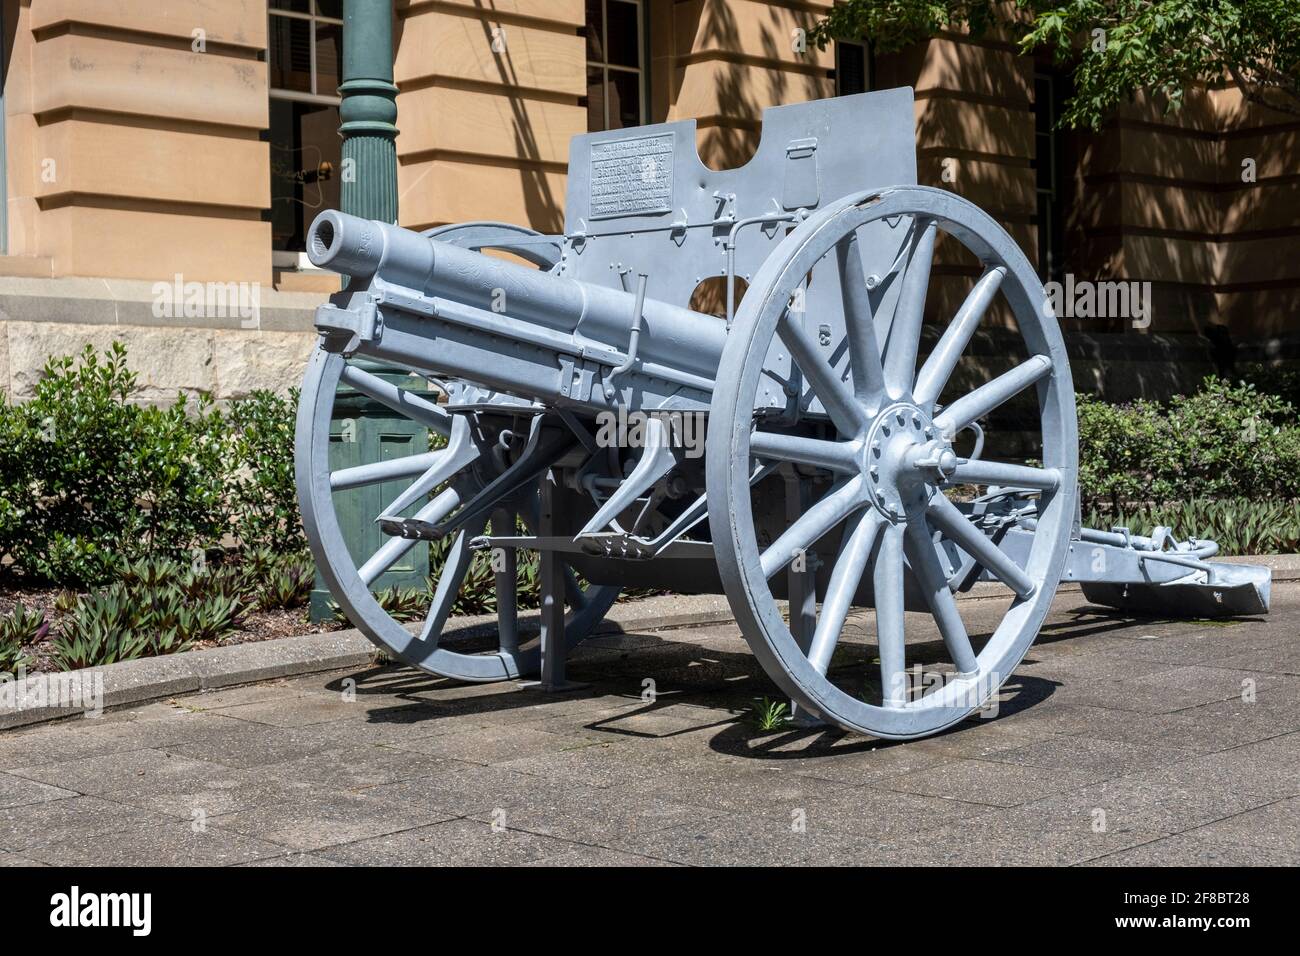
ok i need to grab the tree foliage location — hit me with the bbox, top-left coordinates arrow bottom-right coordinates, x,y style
810,1 -> 1300,128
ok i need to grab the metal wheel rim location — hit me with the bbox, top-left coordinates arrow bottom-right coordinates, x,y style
296,221 -> 618,682
707,185 -> 1077,739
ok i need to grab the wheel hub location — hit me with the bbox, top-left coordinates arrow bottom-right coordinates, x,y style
862,401 -> 951,521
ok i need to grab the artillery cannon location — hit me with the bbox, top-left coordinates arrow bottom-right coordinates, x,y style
296,90 -> 1271,740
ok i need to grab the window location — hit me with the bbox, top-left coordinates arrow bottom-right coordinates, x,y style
586,0 -> 647,131
1033,71 -> 1065,282
835,41 -> 870,96
268,0 -> 344,259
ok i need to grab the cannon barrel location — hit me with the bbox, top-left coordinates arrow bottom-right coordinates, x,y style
307,210 -> 726,387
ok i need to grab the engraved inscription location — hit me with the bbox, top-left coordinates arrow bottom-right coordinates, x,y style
589,133 -> 674,219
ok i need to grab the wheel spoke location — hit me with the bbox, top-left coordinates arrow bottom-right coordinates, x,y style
835,233 -> 886,404
339,363 -> 452,436
759,477 -> 866,579
778,310 -> 870,437
926,494 -> 1036,599
904,514 -> 978,675
416,520 -> 484,644
874,522 -> 908,706
330,451 -> 442,491
934,354 -> 1052,437
913,265 -> 1006,409
358,486 -> 461,587
946,459 -> 1061,491
750,431 -> 861,475
807,510 -> 882,674
379,416 -> 480,518
884,218 -> 937,395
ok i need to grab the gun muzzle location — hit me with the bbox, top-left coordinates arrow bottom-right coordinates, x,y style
307,210 -> 434,289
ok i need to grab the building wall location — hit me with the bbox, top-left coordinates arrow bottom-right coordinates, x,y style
393,0 -> 586,232
0,0 -> 1295,405
4,0 -> 272,284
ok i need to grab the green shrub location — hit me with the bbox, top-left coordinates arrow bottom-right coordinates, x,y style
0,343 -> 231,586
227,389 -> 304,554
1078,376 -> 1300,510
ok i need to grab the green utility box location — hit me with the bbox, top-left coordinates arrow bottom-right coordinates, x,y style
309,361 -> 432,621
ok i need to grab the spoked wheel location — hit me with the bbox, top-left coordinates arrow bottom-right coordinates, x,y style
707,186 -> 1077,739
295,223 -> 619,682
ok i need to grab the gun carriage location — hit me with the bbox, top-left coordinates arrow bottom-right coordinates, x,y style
296,90 -> 1270,740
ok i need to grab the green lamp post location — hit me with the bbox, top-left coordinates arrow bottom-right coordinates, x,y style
309,0 -> 423,621
339,0 -> 399,224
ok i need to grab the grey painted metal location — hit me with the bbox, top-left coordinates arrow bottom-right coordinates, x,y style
294,89 -> 1272,740
707,185 -> 1080,739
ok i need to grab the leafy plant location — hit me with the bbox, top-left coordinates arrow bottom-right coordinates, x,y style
1086,497 -> 1300,557
0,602 -> 46,670
812,1 -> 1300,129
259,553 -> 314,610
749,696 -> 792,733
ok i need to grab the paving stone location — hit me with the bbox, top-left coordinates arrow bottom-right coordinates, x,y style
318,817 -> 578,866
1018,653 -> 1175,684
25,820 -> 289,866
0,795 -> 170,852
523,846 -> 680,866
465,780 -> 722,845
260,744 -> 472,790
1117,739 -> 1300,801
983,778 -> 1273,839
492,738 -> 721,790
383,725 -> 604,765
1085,833 -> 1300,867
607,811 -> 869,866
0,709 -> 220,768
1064,665 -> 1286,715
1176,794 -> 1300,854
624,760 -> 933,824
0,771 -> 78,809
202,693 -> 375,728
875,758 -> 1107,807
211,790 -> 456,851
361,764 -> 569,817
9,748 -> 242,797
988,734 -> 1195,775
108,771 -> 322,821
866,806 -> 1169,866
0,852 -> 48,866
236,852 -> 350,867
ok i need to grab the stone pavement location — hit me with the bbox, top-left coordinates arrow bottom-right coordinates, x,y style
1,584 -> 1297,867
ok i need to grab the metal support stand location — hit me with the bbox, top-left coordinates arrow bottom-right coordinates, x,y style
522,472 -> 587,693
492,506 -> 519,661
784,469 -> 823,726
